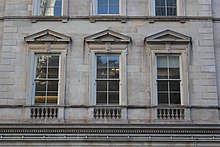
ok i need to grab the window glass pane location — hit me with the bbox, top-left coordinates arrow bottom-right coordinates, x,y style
97,81 -> 107,91
157,68 -> 168,79
167,0 -> 176,6
109,6 -> 119,14
157,56 -> 167,68
48,55 -> 59,66
98,5 -> 108,14
97,56 -> 107,78
40,0 -> 62,16
47,81 -> 58,91
167,8 -> 177,16
109,56 -> 119,78
35,92 -> 46,104
47,92 -> 58,103
48,55 -> 59,78
158,93 -> 168,104
48,68 -> 59,78
170,93 -> 180,104
54,0 -> 62,16
98,0 -> 108,4
155,0 -> 165,6
35,80 -> 46,104
157,81 -> 168,91
97,68 -> 107,79
36,55 -> 47,79
156,7 -> 166,16
109,0 -> 119,5
157,56 -> 168,79
109,81 -> 119,91
109,92 -> 119,104
35,81 -> 46,92
169,68 -> 180,79
109,68 -> 119,78
96,92 -> 107,104
169,56 -> 179,79
169,81 -> 180,92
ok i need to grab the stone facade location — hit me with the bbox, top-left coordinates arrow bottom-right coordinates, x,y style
0,0 -> 220,146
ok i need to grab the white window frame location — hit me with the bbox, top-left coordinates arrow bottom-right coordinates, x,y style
32,0 -> 68,16
89,48 -> 127,106
156,54 -> 181,106
149,0 -> 185,16
33,53 -> 61,105
94,54 -> 121,105
150,45 -> 188,106
28,48 -> 67,106
91,0 -> 126,16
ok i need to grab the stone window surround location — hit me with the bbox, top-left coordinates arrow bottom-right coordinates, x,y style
91,0 -> 127,16
149,0 -> 185,16
88,45 -> 127,106
145,29 -> 192,121
32,0 -> 69,16
146,41 -> 190,107
85,30 -> 131,106
24,29 -> 71,120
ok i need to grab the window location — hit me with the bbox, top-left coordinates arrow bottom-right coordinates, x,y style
85,30 -> 131,107
156,55 -> 180,105
155,0 -> 177,16
96,55 -> 120,105
97,0 -> 120,14
33,0 -> 63,16
91,0 -> 126,16
34,54 -> 60,105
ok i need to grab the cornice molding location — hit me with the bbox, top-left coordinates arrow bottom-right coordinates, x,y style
0,124 -> 220,142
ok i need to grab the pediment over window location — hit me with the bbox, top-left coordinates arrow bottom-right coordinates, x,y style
145,29 -> 191,44
85,30 -> 131,43
24,29 -> 71,43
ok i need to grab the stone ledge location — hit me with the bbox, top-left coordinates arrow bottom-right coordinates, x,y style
0,124 -> 220,142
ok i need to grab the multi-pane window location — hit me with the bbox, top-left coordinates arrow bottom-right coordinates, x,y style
157,55 -> 180,105
34,54 -> 60,105
38,0 -> 62,16
155,0 -> 177,16
96,55 -> 120,105
97,0 -> 120,14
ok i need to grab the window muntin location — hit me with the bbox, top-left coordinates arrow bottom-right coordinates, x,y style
157,55 -> 180,105
39,0 -> 62,16
155,0 -> 177,16
96,55 -> 120,105
34,54 -> 60,105
97,0 -> 120,14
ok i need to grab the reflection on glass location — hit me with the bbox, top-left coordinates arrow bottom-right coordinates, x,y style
97,0 -> 119,14
40,0 -> 62,16
34,54 -> 59,105
155,0 -> 177,16
96,55 -> 120,105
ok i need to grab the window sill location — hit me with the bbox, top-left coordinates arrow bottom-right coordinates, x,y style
89,15 -> 127,23
31,16 -> 68,23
